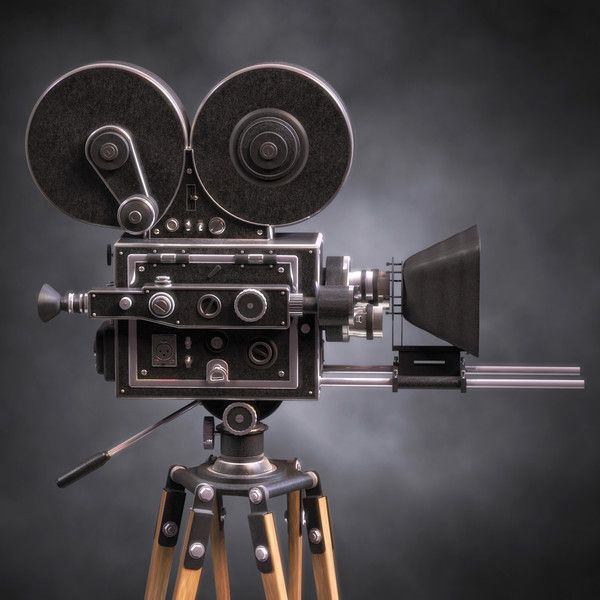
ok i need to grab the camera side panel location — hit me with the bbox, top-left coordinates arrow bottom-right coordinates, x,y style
112,233 -> 321,400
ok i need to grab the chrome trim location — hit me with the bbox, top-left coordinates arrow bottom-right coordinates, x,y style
234,288 -> 268,323
208,456 -> 276,477
85,125 -> 150,201
127,252 -> 299,291
465,378 -> 585,390
127,318 -> 299,389
464,365 -> 581,376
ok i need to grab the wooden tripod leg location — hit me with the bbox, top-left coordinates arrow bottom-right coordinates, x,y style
305,496 -> 339,600
145,484 -> 186,600
249,512 -> 289,600
287,491 -> 303,600
173,502 -> 214,600
211,503 -> 231,600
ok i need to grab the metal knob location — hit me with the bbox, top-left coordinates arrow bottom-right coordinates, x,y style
148,292 -> 175,318
234,288 -> 267,322
197,294 -> 222,319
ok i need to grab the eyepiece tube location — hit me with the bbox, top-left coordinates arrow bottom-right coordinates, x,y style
38,284 -> 88,322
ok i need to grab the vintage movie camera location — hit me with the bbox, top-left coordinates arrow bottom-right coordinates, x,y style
29,62 -> 583,421
26,62 -> 585,599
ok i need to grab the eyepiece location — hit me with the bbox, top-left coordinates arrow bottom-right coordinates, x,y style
38,284 -> 87,322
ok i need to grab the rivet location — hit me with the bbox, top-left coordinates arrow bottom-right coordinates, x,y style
309,528 -> 323,544
249,487 -> 263,504
255,545 -> 269,562
162,521 -> 178,538
197,484 -> 215,502
189,542 -> 205,559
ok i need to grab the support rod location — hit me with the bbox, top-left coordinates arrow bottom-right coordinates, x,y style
465,365 -> 581,376
465,378 -> 585,390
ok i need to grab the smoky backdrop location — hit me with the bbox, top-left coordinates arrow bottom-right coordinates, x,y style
1,1 -> 599,598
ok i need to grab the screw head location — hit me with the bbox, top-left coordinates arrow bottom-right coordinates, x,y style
119,296 -> 133,310
249,487 -> 264,504
197,484 -> 215,502
128,210 -> 143,224
278,370 -> 285,378
162,521 -> 178,538
255,545 -> 269,562
189,542 -> 205,559
140,369 -> 148,376
99,142 -> 119,161
309,528 -> 323,544
259,141 -> 278,160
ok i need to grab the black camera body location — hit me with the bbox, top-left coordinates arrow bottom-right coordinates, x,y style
98,230 -> 321,400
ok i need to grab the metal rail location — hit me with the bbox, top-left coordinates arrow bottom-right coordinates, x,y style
321,365 -> 585,390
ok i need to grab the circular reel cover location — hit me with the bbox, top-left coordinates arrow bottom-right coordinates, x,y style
26,62 -> 189,227
191,64 -> 354,226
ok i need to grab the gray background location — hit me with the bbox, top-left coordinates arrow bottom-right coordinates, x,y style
1,1 -> 599,598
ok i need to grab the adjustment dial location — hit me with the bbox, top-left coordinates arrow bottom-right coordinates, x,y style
197,294 -> 222,319
234,289 -> 268,322
148,292 -> 175,318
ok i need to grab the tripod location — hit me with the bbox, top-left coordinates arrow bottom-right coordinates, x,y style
144,420 -> 339,600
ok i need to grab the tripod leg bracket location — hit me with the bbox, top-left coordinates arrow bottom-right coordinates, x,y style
183,506 -> 214,570
303,496 -> 327,554
248,513 -> 275,573
157,475 -> 186,547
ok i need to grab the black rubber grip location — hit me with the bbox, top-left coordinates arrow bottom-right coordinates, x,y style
56,451 -> 111,488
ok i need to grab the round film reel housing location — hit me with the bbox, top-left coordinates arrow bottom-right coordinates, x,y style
191,64 -> 354,226
26,62 -> 188,228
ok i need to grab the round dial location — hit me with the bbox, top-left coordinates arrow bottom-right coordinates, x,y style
197,294 -> 222,319
148,292 -> 175,318
234,289 -> 268,323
